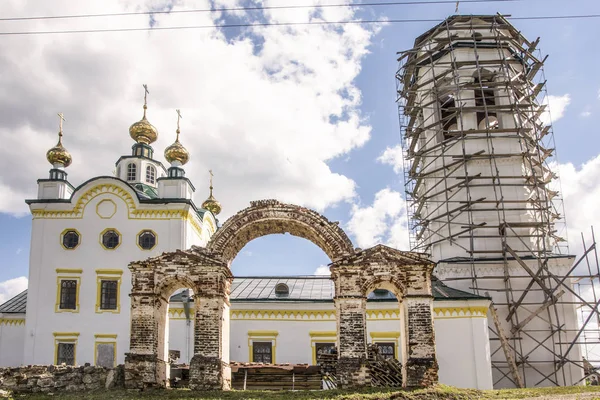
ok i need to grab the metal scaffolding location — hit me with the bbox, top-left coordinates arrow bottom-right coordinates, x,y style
396,14 -> 600,387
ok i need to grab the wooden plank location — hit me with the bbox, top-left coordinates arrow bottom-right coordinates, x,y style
489,304 -> 524,388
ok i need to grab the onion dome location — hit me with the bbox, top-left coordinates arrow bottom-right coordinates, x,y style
129,105 -> 158,144
165,110 -> 189,166
129,85 -> 158,144
202,170 -> 222,215
46,113 -> 72,168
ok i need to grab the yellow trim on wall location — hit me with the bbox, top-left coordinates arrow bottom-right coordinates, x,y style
230,307 -> 487,321
231,309 -> 336,321
95,333 -> 118,339
99,227 -> 122,250
0,318 -> 25,326
56,268 -> 83,274
248,331 -> 278,363
60,228 -> 81,250
94,334 -> 117,367
95,270 -> 122,314
30,183 -> 204,238
369,332 -> 400,339
309,331 -> 337,365
95,198 -> 117,219
433,306 -> 489,319
136,229 -> 158,251
95,269 -> 123,275
54,332 -> 79,366
55,276 -> 81,313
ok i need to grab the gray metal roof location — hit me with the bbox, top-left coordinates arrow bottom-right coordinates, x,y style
0,290 -> 27,313
231,277 -> 334,302
4,277 -> 487,312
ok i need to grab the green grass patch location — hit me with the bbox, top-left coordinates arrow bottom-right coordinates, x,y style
8,384 -> 600,400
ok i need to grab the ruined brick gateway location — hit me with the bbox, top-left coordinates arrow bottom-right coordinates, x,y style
124,199 -> 438,390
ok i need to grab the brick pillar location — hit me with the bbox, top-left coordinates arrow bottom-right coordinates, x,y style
403,295 -> 438,387
125,293 -> 168,389
335,297 -> 370,388
189,295 -> 231,390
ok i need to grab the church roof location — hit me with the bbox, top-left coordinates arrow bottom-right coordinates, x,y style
0,290 -> 27,313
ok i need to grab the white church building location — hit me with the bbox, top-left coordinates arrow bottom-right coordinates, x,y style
0,89 -> 494,389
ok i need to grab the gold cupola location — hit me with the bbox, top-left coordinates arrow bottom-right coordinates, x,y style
202,170 -> 222,215
129,84 -> 158,145
46,113 -> 72,168
165,109 -> 190,166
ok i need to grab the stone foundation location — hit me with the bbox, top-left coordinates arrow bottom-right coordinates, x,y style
0,364 -> 124,394
405,358 -> 439,387
189,356 -> 231,390
336,357 -> 370,388
124,353 -> 167,389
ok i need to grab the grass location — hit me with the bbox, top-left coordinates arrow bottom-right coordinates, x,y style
6,385 -> 600,400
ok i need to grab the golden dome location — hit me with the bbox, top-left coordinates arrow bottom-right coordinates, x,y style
202,193 -> 222,216
165,129 -> 189,165
46,134 -> 72,168
129,105 -> 158,144
202,170 -> 221,215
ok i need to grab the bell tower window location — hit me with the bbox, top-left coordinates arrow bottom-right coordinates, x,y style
439,95 -> 457,141
146,165 -> 156,184
127,163 -> 137,181
474,74 -> 498,129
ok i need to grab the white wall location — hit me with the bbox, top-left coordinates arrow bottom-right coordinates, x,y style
0,318 -> 25,367
24,177 -> 206,366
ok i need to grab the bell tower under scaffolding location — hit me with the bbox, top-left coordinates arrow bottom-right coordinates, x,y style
396,14 -> 598,388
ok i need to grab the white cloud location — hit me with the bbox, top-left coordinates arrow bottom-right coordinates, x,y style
0,0 -> 379,218
377,144 -> 404,174
0,277 -> 28,305
346,188 -> 409,250
581,110 -> 592,118
15,248 -> 23,255
541,94 -> 571,125
314,265 -> 330,275
553,155 -> 600,259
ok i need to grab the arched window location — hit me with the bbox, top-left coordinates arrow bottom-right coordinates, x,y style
474,70 -> 498,130
275,283 -> 289,297
146,165 -> 156,184
127,163 -> 137,181
439,94 -> 458,141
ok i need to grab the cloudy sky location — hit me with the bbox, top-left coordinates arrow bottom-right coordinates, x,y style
1,0 -> 600,305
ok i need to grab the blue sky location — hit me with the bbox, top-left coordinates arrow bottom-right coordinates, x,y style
1,0 -> 600,294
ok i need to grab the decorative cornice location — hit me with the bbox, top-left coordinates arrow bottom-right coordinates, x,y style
30,183 -> 204,237
434,306 -> 489,318
0,318 -> 25,326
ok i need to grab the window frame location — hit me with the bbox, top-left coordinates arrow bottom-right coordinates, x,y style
54,332 -> 79,366
55,270 -> 82,313
137,229 -> 157,251
60,228 -> 81,250
248,331 -> 278,363
145,165 -> 156,184
309,331 -> 337,365
95,269 -> 123,314
94,334 -> 117,368
126,163 -> 137,181
369,331 -> 400,361
252,341 -> 273,363
100,228 -> 121,250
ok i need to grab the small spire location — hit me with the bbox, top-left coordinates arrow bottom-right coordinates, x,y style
57,112 -> 65,145
209,169 -> 214,196
202,169 -> 221,215
142,84 -> 149,119
176,109 -> 182,142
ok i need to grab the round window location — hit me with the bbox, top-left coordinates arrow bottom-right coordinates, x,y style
62,230 -> 80,249
101,229 -> 120,249
138,230 -> 157,250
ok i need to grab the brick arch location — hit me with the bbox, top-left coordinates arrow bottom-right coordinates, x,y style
361,276 -> 406,299
206,199 -> 354,264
